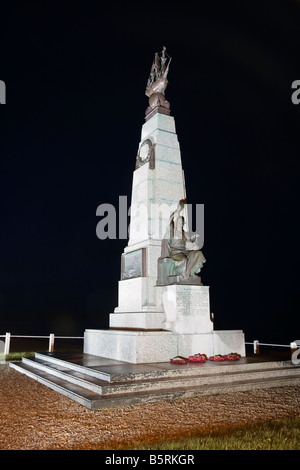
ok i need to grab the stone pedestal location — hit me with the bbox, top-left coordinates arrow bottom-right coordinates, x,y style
162,285 -> 213,334
84,281 -> 246,363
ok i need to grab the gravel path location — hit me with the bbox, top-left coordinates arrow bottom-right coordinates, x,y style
0,363 -> 299,450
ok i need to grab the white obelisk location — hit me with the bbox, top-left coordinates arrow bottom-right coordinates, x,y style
84,48 -> 245,362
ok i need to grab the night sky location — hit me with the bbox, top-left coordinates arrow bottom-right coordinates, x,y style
1,1 -> 299,346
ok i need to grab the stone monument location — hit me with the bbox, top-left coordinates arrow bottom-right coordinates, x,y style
84,47 -> 245,363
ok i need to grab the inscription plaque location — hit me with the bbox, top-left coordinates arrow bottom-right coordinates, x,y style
121,248 -> 146,280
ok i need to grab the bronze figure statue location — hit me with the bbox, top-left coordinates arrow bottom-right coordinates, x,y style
157,200 -> 206,286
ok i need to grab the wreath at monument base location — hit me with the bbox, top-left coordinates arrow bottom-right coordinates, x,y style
170,356 -> 189,364
170,352 -> 241,364
208,352 -> 241,361
222,353 -> 241,361
188,353 -> 207,363
208,354 -> 226,361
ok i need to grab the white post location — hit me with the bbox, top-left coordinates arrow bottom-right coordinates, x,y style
290,341 -> 298,357
49,333 -> 55,352
4,332 -> 11,355
253,340 -> 259,354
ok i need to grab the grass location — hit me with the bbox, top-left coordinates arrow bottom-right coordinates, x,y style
0,351 -> 35,361
130,416 -> 300,450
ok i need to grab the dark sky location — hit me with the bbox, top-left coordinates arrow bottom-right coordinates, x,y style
1,1 -> 299,346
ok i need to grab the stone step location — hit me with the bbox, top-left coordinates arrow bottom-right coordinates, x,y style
34,352 -> 119,382
19,355 -> 300,397
10,360 -> 103,409
22,357 -> 110,394
10,359 -> 300,410
34,351 -> 298,383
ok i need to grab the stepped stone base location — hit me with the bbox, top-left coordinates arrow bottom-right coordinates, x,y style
10,351 -> 300,409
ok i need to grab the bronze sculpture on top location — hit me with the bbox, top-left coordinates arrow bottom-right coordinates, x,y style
145,46 -> 172,119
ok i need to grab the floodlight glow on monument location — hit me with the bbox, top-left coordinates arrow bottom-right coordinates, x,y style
84,47 -> 246,363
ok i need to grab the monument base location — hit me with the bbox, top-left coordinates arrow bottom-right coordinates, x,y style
84,328 -> 246,364
85,284 -> 246,363
84,329 -> 177,363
